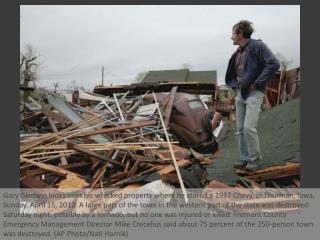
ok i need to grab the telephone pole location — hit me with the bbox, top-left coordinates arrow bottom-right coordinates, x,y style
101,66 -> 104,86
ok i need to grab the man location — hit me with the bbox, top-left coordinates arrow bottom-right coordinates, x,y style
225,20 -> 280,171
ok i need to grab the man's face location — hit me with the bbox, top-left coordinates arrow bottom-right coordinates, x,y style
231,29 -> 242,45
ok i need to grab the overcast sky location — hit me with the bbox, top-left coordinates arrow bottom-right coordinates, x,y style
20,5 -> 300,90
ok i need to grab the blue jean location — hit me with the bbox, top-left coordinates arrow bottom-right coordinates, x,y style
235,89 -> 264,162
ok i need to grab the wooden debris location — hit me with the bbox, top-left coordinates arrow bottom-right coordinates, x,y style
21,176 -> 50,188
153,91 -> 188,203
163,86 -> 177,128
25,161 -> 90,177
57,174 -> 89,188
69,120 -> 156,138
21,112 -> 44,125
47,117 -> 68,165
41,105 -> 69,124
67,142 -> 125,167
242,162 -> 300,181
20,157 -> 82,177
292,178 -> 301,188
20,88 -> 300,194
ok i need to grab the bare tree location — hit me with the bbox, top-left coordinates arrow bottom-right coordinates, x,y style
20,44 -> 41,102
275,52 -> 293,71
20,44 -> 40,88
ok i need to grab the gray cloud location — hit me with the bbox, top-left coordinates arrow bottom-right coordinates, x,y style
20,5 -> 300,90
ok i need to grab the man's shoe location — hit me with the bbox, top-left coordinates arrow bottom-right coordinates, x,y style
245,161 -> 259,171
233,160 -> 248,169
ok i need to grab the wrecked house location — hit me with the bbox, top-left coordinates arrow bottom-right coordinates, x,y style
19,76 -> 301,215
70,89 -> 112,107
265,67 -> 300,107
19,66 -> 301,214
20,89 -> 215,191
20,85 -> 300,189
94,69 -> 217,97
141,69 -> 217,84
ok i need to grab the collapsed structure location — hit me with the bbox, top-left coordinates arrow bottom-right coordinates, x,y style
20,67 -> 301,194
20,89 -> 213,190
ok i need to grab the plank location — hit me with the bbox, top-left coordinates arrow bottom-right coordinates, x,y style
21,176 -> 50,188
163,86 -> 178,128
245,163 -> 300,181
292,178 -> 301,188
68,120 -> 156,138
21,112 -> 44,125
25,161 -> 90,177
157,159 -> 191,175
153,92 -> 188,203
47,117 -> 68,165
127,160 -> 141,177
67,143 -> 124,167
20,114 -> 105,153
20,157 -> 81,177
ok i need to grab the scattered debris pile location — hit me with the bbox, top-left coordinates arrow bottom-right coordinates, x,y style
20,82 -> 300,191
20,89 -> 215,189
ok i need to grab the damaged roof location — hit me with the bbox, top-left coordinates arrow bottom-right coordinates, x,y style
142,69 -> 217,84
207,97 -> 300,185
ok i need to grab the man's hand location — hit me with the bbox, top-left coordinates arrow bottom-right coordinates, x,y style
211,112 -> 222,130
213,112 -> 222,121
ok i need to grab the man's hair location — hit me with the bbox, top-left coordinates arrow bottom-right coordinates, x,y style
233,20 -> 254,39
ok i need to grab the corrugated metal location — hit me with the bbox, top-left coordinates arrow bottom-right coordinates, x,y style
46,92 -> 112,143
